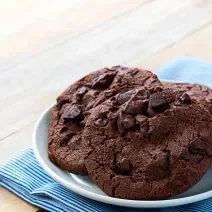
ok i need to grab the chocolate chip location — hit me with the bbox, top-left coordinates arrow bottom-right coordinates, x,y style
179,93 -> 191,104
63,104 -> 82,120
94,119 -> 108,127
117,91 -> 133,105
149,93 -> 168,110
76,86 -> 87,95
123,99 -> 148,115
189,137 -> 207,155
92,72 -> 115,89
116,158 -> 131,175
117,113 -> 135,134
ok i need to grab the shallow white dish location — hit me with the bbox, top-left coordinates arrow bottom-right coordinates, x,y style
33,81 -> 212,209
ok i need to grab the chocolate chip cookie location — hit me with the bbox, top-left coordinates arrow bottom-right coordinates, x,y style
163,82 -> 212,114
84,88 -> 212,199
48,66 -> 162,175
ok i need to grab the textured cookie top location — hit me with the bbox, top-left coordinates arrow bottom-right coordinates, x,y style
163,82 -> 212,114
84,87 -> 212,199
48,66 -> 162,175
57,66 -> 162,110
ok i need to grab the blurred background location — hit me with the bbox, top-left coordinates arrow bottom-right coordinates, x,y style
2,0 -> 212,68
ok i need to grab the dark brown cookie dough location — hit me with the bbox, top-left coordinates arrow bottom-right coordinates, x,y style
163,82 -> 212,114
48,66 -> 162,175
83,88 -> 212,200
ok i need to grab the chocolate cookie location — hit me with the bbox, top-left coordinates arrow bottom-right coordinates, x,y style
48,66 -> 162,175
83,88 -> 212,199
163,82 -> 212,114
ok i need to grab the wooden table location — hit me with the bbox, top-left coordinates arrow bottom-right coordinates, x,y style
1,0 -> 212,211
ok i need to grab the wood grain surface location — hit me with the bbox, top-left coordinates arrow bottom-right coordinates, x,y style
1,0 -> 212,211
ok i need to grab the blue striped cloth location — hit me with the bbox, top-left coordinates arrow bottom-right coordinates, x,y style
1,57 -> 212,212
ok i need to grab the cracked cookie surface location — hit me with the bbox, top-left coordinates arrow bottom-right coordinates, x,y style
83,88 -> 212,199
163,82 -> 212,114
48,66 -> 162,175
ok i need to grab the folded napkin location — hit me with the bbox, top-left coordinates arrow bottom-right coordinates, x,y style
157,56 -> 212,87
1,57 -> 212,212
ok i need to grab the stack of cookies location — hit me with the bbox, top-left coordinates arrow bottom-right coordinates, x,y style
48,66 -> 212,200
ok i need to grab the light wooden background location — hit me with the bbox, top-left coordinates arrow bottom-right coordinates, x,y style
1,0 -> 212,211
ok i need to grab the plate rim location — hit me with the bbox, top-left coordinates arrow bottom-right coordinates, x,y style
33,80 -> 212,208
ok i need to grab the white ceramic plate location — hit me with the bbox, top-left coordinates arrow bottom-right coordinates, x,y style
33,81 -> 212,209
